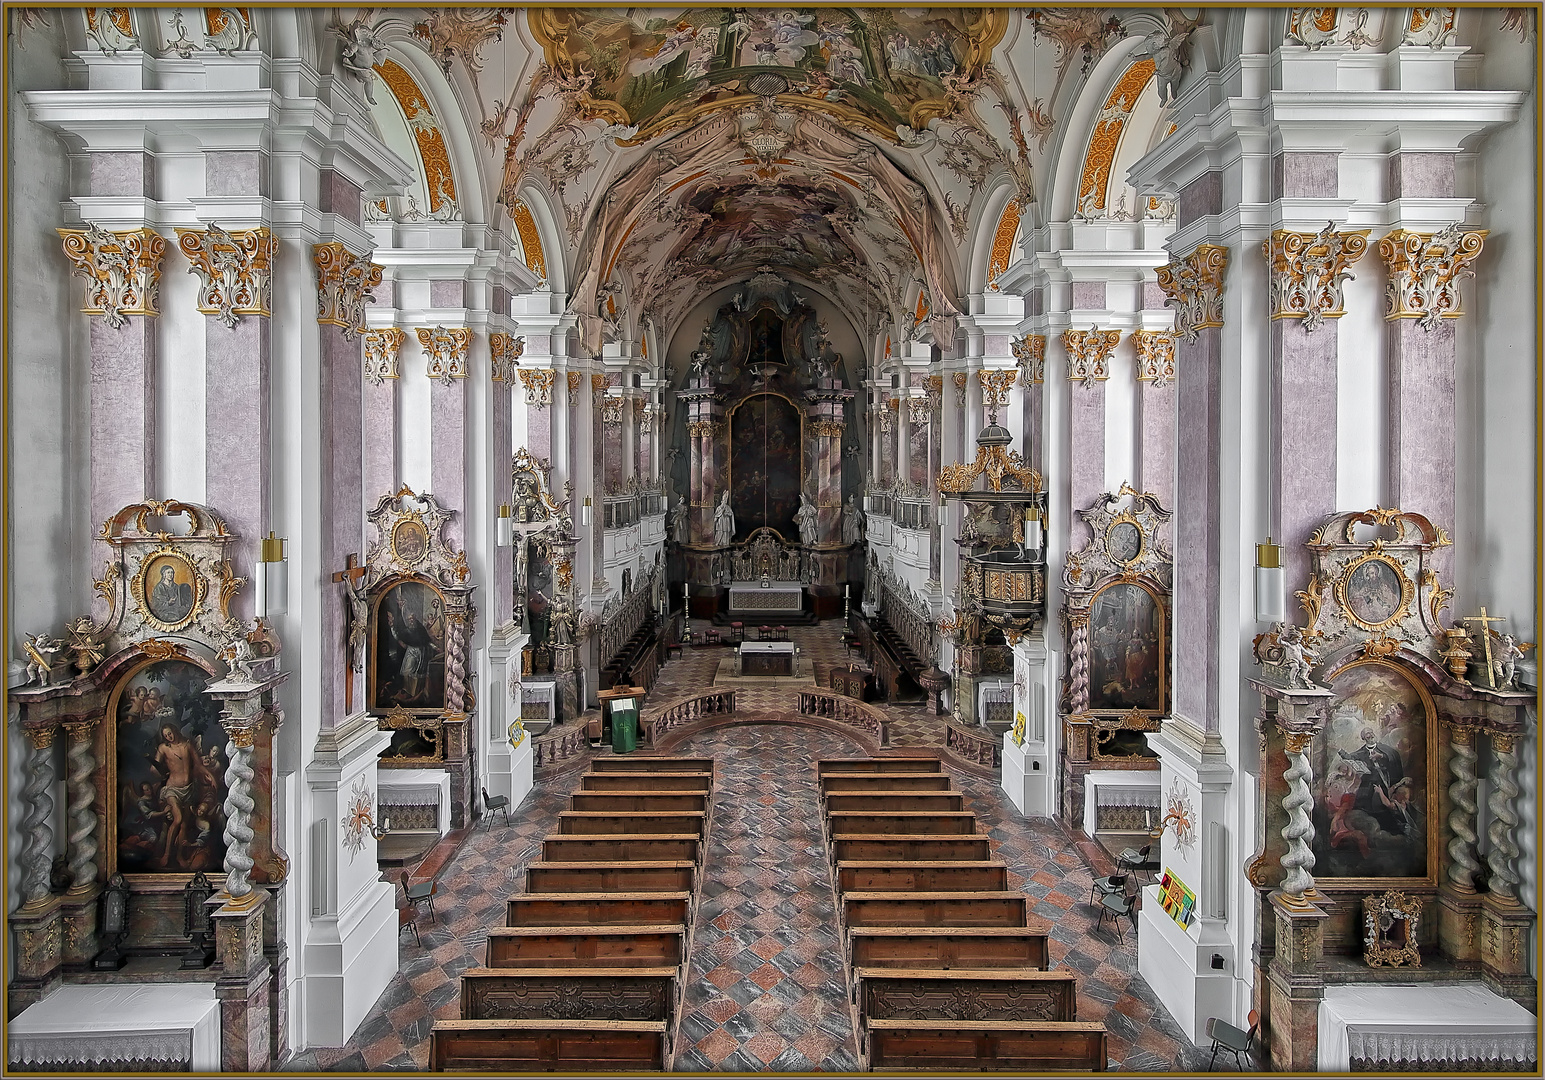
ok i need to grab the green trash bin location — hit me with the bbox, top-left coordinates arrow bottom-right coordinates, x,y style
610,698 -> 638,754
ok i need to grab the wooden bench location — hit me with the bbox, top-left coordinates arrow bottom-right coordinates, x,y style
826,811 -> 978,836
429,1019 -> 668,1071
589,757 -> 715,773
460,967 -> 679,1024
836,861 -> 1010,893
831,834 -> 994,863
818,758 -> 941,775
843,891 -> 1032,929
864,1020 -> 1107,1072
506,891 -> 691,928
824,791 -> 965,813
855,968 -> 1078,1027
849,927 -> 1050,971
557,811 -> 707,836
568,791 -> 710,814
820,773 -> 955,793
582,772 -> 713,791
541,834 -> 700,864
486,926 -> 685,970
525,861 -> 696,894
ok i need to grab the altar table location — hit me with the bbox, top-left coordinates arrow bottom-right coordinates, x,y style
9,981 -> 222,1071
728,580 -> 803,614
738,640 -> 795,676
1317,982 -> 1536,1071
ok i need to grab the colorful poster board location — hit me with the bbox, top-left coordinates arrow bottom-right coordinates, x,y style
1159,868 -> 1196,929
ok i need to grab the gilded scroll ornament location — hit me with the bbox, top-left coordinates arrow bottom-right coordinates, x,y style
985,199 -> 1021,290
363,327 -> 406,385
1011,334 -> 1046,383
417,326 -> 473,384
313,242 -> 383,338
58,224 -> 166,327
489,332 -> 525,382
977,370 -> 1018,424
1265,223 -> 1370,330
84,7 -> 137,53
1379,225 -> 1486,329
1131,330 -> 1176,385
518,368 -> 555,407
811,419 -> 846,439
510,199 -> 548,282
1155,243 -> 1229,340
1286,7 -> 1340,48
177,225 -> 277,327
1062,327 -> 1121,387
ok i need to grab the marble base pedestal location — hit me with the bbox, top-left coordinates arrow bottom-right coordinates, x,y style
60,889 -> 101,970
7,896 -> 63,1018
1000,733 -> 1049,818
213,891 -> 271,1071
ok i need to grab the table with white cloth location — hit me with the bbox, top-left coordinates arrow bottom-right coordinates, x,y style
9,982 -> 222,1071
1317,982 -> 1536,1071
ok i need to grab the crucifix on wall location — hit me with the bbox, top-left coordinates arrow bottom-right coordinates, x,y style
333,553 -> 368,711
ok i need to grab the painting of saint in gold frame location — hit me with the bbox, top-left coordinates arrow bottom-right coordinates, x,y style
369,580 -> 447,713
1338,553 -> 1410,630
135,550 -> 204,631
1087,581 -> 1166,713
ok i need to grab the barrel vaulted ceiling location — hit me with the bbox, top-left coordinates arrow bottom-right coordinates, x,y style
361,7 -> 1187,352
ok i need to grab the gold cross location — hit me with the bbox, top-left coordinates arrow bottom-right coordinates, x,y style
1461,607 -> 1505,689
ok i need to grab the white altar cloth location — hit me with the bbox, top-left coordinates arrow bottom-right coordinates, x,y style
9,982 -> 221,1070
1317,982 -> 1536,1071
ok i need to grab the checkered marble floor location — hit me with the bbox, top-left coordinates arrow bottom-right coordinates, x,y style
284,621 -> 1203,1073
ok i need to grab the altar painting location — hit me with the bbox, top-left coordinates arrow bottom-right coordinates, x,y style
114,659 -> 228,875
1086,582 -> 1164,712
371,580 -> 448,712
1312,661 -> 1431,881
729,393 -> 802,538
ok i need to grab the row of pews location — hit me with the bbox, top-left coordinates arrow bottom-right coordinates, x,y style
429,757 -> 716,1071
818,757 -> 1110,1072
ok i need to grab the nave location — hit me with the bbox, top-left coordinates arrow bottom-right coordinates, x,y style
284,716 -> 1194,1072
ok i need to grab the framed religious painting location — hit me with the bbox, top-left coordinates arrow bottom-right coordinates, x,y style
369,578 -> 448,714
1336,551 -> 1413,632
109,657 -> 228,879
132,548 -> 206,632
391,516 -> 431,568
1309,659 -> 1439,886
1086,581 -> 1167,713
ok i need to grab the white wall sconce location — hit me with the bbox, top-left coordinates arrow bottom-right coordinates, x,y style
258,531 -> 288,616
1256,536 -> 1284,622
936,494 -> 949,528
497,504 -> 513,547
581,495 -> 593,527
1024,506 -> 1044,553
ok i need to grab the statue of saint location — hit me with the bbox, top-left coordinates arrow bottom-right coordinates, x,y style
842,495 -> 865,546
669,501 -> 689,544
713,492 -> 736,547
795,494 -> 820,546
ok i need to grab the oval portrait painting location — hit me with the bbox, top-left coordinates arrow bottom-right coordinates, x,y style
392,518 -> 430,567
1345,557 -> 1404,627
1106,521 -> 1142,565
142,553 -> 198,627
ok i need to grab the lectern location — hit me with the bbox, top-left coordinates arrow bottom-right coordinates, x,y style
597,685 -> 644,753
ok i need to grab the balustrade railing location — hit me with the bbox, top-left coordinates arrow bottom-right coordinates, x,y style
533,724 -> 587,770
946,722 -> 1001,769
797,691 -> 890,747
879,579 -> 933,664
639,689 -> 738,747
893,498 -> 933,531
599,575 -> 656,670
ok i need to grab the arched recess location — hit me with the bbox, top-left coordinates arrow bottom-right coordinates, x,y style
969,178 -> 1025,296
1044,36 -> 1151,223
508,184 -> 566,295
1074,59 -> 1159,218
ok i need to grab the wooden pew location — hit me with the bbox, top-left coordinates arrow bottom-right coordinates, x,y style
843,891 -> 1032,929
831,834 -> 993,863
818,758 -> 941,775
836,861 -> 1009,893
864,1020 -> 1108,1072
486,926 -> 685,971
430,1019 -> 668,1071
589,757 -> 714,773
541,834 -> 700,864
854,968 -> 1078,1028
849,927 -> 1050,971
557,811 -> 707,836
506,891 -> 691,928
824,791 -> 966,813
826,811 -> 978,836
582,772 -> 712,791
525,860 -> 696,894
568,791 -> 710,814
460,967 -> 679,1024
820,773 -> 955,793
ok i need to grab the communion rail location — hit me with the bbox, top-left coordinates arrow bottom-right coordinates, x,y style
797,690 -> 891,748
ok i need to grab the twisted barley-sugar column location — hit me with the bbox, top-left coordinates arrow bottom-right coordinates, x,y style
1065,612 -> 1091,714
1444,721 -> 1481,892
62,717 -> 101,893
21,724 -> 59,905
220,714 -> 258,901
1279,728 -> 1318,905
1485,730 -> 1522,903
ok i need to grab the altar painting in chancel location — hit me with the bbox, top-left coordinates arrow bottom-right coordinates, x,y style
1087,581 -> 1165,713
729,393 -> 802,538
370,579 -> 448,712
1311,660 -> 1433,882
114,659 -> 228,876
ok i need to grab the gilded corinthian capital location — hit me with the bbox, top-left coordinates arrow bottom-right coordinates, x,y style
1155,243 -> 1229,340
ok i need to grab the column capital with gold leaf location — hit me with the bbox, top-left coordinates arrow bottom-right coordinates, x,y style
177,225 -> 277,327
1011,334 -> 1046,384
58,223 -> 167,326
1379,225 -> 1486,329
490,332 -> 525,383
1131,329 -> 1176,387
1062,328 -> 1121,388
1155,243 -> 1229,340
362,327 -> 406,385
1264,224 -> 1371,331
417,326 -> 472,384
312,241 -> 383,339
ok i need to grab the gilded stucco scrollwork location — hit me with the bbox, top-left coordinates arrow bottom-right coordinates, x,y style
1379,225 -> 1486,329
1011,334 -> 1046,384
977,369 -> 1018,423
1062,327 -> 1121,388
1155,243 -> 1229,340
417,326 -> 473,384
363,327 -> 406,385
313,242 -> 383,339
490,332 -> 525,383
985,199 -> 1021,290
1265,223 -> 1371,330
1131,330 -> 1176,386
176,225 -> 277,327
519,368 -> 556,407
58,224 -> 166,327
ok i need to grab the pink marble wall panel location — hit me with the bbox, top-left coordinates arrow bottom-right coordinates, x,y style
909,423 -> 929,487
430,280 -> 465,307
90,316 -> 156,533
1273,152 -> 1337,199
368,279 -> 394,307
318,324 -> 362,726
1068,384 -> 1105,548
493,385 -> 512,626
1388,152 -> 1455,199
319,170 -> 360,225
1272,319 -> 1338,589
1071,282 -> 1107,310
1143,282 -> 1167,309
362,379 -> 397,506
1026,383 -> 1045,474
1137,383 -> 1174,510
206,152 -> 266,197
89,152 -> 154,197
603,417 -> 623,487
431,380 -> 467,548
1388,318 -> 1456,569
527,402 -> 551,461
1173,328 -> 1222,732
204,316 -> 270,621
1178,171 -> 1221,229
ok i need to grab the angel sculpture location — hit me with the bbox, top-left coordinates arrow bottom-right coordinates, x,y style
1278,624 -> 1317,689
21,633 -> 62,687
218,618 -> 260,682
1495,633 -> 1527,689
333,14 -> 387,104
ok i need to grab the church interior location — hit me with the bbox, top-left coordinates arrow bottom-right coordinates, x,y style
4,4 -> 1540,1074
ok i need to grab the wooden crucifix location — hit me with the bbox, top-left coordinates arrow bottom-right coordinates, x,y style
333,553 -> 369,712
1461,607 -> 1505,689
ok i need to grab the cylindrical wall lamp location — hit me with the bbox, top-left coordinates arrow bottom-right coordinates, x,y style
581,495 -> 593,527
1024,506 -> 1044,553
936,494 -> 949,528
497,504 -> 513,547
1256,536 -> 1284,623
258,532 -> 288,616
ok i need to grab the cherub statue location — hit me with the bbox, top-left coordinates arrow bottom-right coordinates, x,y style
332,11 -> 387,104
218,617 -> 261,682
1278,624 -> 1317,689
21,633 -> 62,687
1495,633 -> 1527,689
